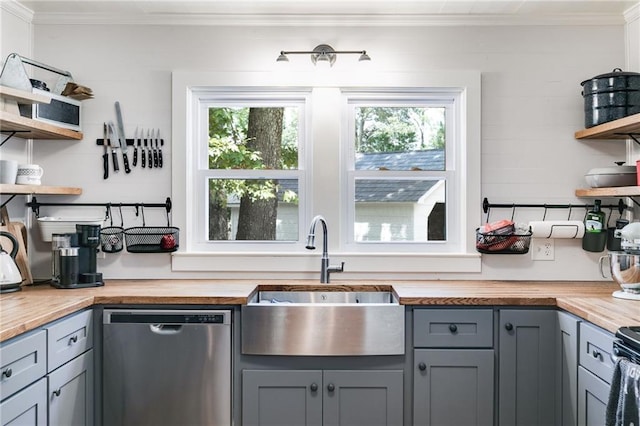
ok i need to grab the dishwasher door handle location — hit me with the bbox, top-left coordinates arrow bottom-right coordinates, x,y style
149,324 -> 183,335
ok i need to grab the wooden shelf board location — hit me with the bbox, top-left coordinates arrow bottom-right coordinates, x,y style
0,184 -> 82,196
0,85 -> 51,105
0,111 -> 83,140
575,113 -> 640,140
575,186 -> 640,197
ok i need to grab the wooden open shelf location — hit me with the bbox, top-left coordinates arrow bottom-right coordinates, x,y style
0,184 -> 82,196
575,186 -> 640,198
0,111 -> 83,140
0,86 -> 51,105
575,112 -> 640,140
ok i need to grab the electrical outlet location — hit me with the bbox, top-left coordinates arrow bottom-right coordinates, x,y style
531,239 -> 555,261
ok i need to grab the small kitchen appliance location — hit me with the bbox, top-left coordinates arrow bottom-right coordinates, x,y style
0,231 -> 23,293
51,224 -> 103,289
600,221 -> 640,300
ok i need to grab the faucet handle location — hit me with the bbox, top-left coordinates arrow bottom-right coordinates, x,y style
328,262 -> 345,273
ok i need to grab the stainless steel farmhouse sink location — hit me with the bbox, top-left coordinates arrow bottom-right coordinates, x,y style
241,288 -> 405,356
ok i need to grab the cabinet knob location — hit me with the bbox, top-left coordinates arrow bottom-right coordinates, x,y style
327,383 -> 335,392
505,323 -> 513,331
418,362 -> 427,371
592,350 -> 602,360
53,389 -> 61,397
2,368 -> 12,379
310,383 -> 318,392
68,335 -> 78,345
449,324 -> 458,333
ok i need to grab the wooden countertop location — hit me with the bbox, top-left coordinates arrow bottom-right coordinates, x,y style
1,280 -> 638,342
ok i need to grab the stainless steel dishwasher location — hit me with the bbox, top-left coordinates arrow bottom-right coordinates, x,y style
102,309 -> 232,426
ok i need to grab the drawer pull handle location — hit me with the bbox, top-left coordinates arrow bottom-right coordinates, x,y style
592,350 -> 602,360
2,368 -> 12,378
53,389 -> 61,397
505,323 -> 513,331
449,324 -> 458,333
68,335 -> 78,345
327,383 -> 335,392
310,383 -> 318,392
418,362 -> 427,371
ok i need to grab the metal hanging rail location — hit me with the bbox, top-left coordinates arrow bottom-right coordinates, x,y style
26,196 -> 172,218
482,197 -> 627,222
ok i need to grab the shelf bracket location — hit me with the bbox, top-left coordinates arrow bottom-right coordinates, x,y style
0,194 -> 17,209
0,130 -> 29,147
615,133 -> 640,146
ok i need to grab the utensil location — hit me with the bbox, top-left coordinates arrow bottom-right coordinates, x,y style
132,127 -> 139,167
0,231 -> 23,292
141,128 -> 147,168
153,129 -> 158,168
115,101 -> 131,173
156,129 -> 162,168
102,123 -> 109,179
107,121 -> 120,172
147,129 -> 153,168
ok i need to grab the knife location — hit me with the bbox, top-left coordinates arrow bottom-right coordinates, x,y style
107,121 -> 120,172
114,101 -> 131,173
157,128 -> 163,168
102,123 -> 109,179
147,128 -> 153,168
141,128 -> 146,168
153,128 -> 159,168
132,127 -> 139,167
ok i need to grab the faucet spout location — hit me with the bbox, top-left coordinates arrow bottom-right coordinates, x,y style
305,215 -> 344,283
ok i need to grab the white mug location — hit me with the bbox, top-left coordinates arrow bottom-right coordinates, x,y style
16,164 -> 44,185
0,159 -> 18,184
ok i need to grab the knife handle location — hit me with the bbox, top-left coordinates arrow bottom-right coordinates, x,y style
148,149 -> 153,168
153,149 -> 158,168
123,153 -> 131,174
158,150 -> 163,168
133,147 -> 138,167
141,149 -> 146,168
103,153 -> 109,179
112,151 -> 119,172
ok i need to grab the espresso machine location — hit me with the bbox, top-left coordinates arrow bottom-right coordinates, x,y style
51,224 -> 104,289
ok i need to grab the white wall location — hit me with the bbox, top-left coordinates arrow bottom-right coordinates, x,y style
1,16 -> 633,281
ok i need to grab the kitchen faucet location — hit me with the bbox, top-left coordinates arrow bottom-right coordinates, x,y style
305,215 -> 344,283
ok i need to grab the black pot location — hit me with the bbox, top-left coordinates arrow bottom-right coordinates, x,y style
582,69 -> 640,127
581,68 -> 640,94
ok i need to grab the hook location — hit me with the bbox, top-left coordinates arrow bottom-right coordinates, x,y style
567,204 -> 572,220
485,206 -> 491,224
607,207 -> 613,227
118,204 -> 124,227
135,205 -> 139,217
140,204 -> 146,227
106,204 -> 113,226
511,204 -> 516,221
542,205 -> 548,221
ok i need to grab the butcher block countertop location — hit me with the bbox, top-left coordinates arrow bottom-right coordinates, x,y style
1,279 -> 638,343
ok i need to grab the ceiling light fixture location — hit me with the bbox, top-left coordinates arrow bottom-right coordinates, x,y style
277,44 -> 371,67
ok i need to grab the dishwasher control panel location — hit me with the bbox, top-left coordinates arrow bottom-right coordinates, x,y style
103,309 -> 231,325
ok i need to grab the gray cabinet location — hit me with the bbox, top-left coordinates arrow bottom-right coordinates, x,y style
577,322 -> 615,426
0,378 -> 47,426
499,309 -> 556,426
48,349 -> 94,426
242,369 -> 403,426
413,349 -> 494,426
412,308 -> 494,426
557,311 -> 579,426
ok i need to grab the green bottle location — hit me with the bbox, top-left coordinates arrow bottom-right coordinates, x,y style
582,199 -> 606,252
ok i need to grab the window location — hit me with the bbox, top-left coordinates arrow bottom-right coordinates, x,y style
173,71 -> 480,275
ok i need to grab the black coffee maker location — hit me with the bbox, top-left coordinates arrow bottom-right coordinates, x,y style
52,224 -> 104,289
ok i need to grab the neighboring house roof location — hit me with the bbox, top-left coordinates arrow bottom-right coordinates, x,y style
355,179 -> 438,203
355,149 -> 445,171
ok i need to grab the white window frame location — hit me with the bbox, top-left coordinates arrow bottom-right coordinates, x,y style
171,71 -> 481,276
342,90 -> 462,253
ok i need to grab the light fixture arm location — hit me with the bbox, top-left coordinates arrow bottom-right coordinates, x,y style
277,44 -> 370,66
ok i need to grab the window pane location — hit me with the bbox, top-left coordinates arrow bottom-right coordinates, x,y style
354,107 -> 445,171
208,106 -> 299,170
354,179 -> 446,242
208,178 -> 299,241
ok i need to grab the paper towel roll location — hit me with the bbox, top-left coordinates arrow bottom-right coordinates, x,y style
528,220 -> 585,239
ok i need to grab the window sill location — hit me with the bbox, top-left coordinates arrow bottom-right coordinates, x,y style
171,251 -> 481,274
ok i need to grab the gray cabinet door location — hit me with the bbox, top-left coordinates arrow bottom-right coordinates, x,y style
242,370 -> 323,426
0,378 -> 47,426
499,309 -> 556,426
577,366 -> 610,426
323,370 -> 403,426
48,349 -> 94,426
413,349 -> 494,426
557,311 -> 579,426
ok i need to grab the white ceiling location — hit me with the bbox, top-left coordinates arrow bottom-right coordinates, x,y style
9,0 -> 640,25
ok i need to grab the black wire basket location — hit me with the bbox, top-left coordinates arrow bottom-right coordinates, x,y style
100,226 -> 124,253
124,226 -> 180,253
475,228 -> 532,254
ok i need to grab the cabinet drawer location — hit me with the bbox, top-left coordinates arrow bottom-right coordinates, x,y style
0,330 -> 46,401
413,309 -> 493,348
579,322 -> 615,384
46,310 -> 93,372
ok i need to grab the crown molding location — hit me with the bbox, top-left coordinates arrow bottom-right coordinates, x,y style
624,3 -> 640,22
1,0 -> 34,23
29,12 -> 627,27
